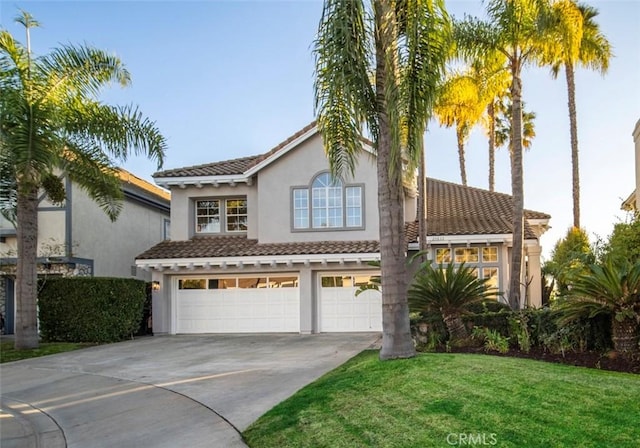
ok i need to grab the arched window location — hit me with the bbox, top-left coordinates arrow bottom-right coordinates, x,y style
292,172 -> 363,230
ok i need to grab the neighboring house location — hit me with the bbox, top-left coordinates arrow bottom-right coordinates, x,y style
0,169 -> 170,334
622,118 -> 640,212
136,122 -> 550,335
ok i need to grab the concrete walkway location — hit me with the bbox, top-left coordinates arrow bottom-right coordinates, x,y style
0,334 -> 380,447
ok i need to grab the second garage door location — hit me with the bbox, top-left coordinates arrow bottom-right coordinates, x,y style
319,273 -> 382,332
176,275 -> 300,333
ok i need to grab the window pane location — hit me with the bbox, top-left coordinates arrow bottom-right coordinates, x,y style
436,248 -> 451,263
293,189 -> 309,229
208,278 -> 236,289
238,277 -> 266,288
196,200 -> 220,233
455,247 -> 479,263
345,186 -> 362,227
482,247 -> 498,262
226,199 -> 247,232
179,279 -> 206,290
321,276 -> 344,287
270,277 -> 298,288
483,268 -> 499,291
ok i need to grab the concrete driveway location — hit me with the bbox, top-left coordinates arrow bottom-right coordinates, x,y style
0,333 -> 380,447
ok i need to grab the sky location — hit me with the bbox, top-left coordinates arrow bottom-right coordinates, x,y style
1,0 -> 639,260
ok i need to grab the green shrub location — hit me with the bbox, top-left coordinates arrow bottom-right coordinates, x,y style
471,327 -> 510,354
38,277 -> 146,343
464,311 -> 510,337
508,312 -> 531,353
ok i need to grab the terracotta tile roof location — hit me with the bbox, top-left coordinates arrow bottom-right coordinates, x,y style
404,178 -> 550,240
137,235 -> 379,260
154,121 -> 318,179
153,155 -> 261,178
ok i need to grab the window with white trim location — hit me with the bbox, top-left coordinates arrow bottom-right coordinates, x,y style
432,245 -> 501,297
293,172 -> 363,230
195,198 -> 247,234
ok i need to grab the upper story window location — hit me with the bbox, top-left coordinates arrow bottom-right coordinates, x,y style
196,198 -> 247,234
292,172 -> 363,230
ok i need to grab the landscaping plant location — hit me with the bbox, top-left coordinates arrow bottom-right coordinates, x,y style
408,261 -> 498,343
557,259 -> 640,353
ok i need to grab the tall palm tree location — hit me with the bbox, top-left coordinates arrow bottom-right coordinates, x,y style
543,1 -> 612,229
433,73 -> 485,186
558,260 -> 640,353
1,12 -> 166,349
314,0 -> 451,359
454,0 -> 551,309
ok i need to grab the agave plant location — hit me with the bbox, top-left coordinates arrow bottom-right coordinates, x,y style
408,262 -> 499,342
557,260 -> 640,353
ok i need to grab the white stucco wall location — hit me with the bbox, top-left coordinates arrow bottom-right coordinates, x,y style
0,208 -> 66,257
71,184 -> 169,279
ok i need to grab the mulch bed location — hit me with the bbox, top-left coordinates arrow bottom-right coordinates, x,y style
436,346 -> 640,374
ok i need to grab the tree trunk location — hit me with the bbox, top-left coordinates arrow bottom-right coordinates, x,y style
456,126 -> 467,186
612,316 -> 639,353
418,144 -> 428,255
374,0 -> 415,360
15,185 -> 40,349
443,313 -> 468,342
488,101 -> 496,192
508,61 -> 525,310
565,62 -> 580,229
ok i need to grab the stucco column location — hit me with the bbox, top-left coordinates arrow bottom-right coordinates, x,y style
298,267 -> 313,334
151,271 -> 170,335
526,245 -> 542,308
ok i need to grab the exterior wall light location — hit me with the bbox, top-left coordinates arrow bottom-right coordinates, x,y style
152,281 -> 161,291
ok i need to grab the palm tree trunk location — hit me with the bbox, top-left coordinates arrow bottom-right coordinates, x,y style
15,185 -> 39,349
612,316 -> 639,353
418,144 -> 428,254
443,313 -> 468,342
456,126 -> 467,186
374,0 -> 415,360
565,62 -> 580,229
508,61 -> 525,310
488,101 -> 496,192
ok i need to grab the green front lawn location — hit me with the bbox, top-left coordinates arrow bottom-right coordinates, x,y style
244,351 -> 640,448
0,341 -> 95,363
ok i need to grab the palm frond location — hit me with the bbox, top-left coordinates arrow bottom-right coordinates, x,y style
313,0 -> 375,179
409,262 -> 499,316
62,101 -> 166,169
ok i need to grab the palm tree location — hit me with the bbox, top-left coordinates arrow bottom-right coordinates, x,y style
1,12 -> 166,349
454,0 -> 551,309
542,1 -> 612,229
314,0 -> 451,359
408,262 -> 499,342
495,99 -> 537,155
433,73 -> 485,186
557,260 -> 640,353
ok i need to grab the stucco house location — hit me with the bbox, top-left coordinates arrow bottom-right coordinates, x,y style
0,169 -> 170,334
622,118 -> 640,212
136,122 -> 550,335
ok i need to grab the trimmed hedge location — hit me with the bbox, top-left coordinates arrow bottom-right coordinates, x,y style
39,277 -> 146,343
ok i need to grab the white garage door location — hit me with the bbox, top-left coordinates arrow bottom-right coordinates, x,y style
176,276 -> 299,333
320,273 -> 382,332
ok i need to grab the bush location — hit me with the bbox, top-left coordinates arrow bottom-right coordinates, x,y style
39,277 -> 146,343
472,327 -> 510,354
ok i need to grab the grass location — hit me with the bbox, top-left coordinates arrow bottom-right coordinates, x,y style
0,340 -> 96,363
243,351 -> 640,448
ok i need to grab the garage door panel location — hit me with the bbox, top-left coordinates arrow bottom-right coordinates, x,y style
320,274 -> 382,332
176,277 -> 299,333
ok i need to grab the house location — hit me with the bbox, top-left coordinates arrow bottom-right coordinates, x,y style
0,169 -> 171,334
622,118 -> 640,212
135,122 -> 550,335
